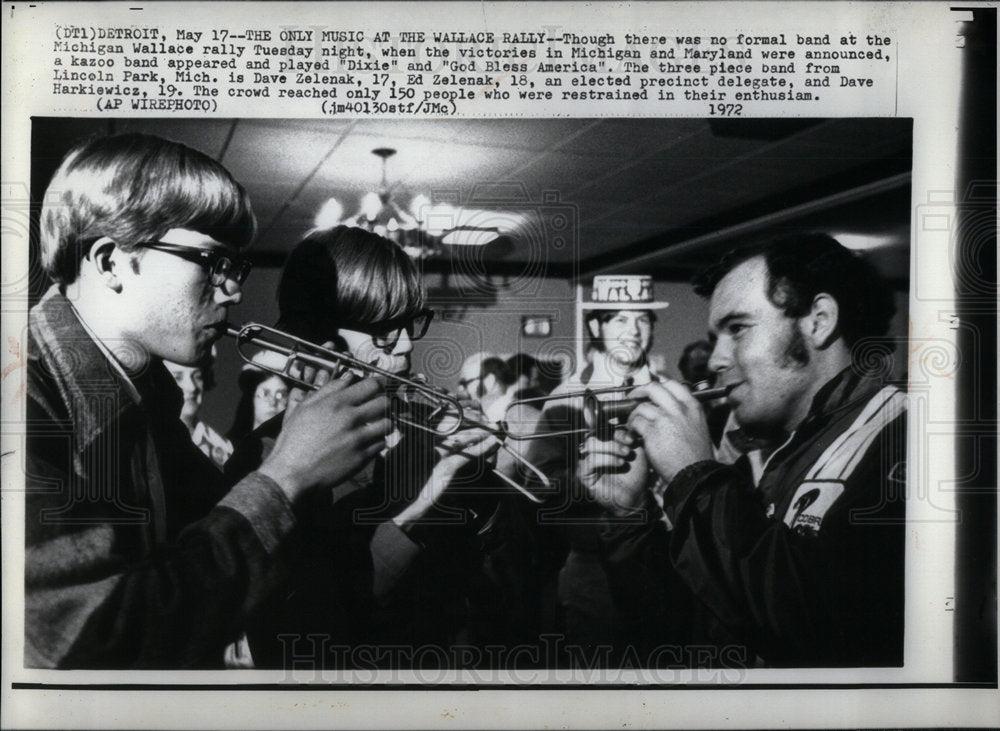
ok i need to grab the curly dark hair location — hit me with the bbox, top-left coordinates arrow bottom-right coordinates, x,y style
693,232 -> 896,347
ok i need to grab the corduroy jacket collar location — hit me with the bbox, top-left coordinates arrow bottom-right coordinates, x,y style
28,285 -> 179,458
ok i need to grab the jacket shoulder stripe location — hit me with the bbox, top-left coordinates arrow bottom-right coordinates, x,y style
806,387 -> 907,482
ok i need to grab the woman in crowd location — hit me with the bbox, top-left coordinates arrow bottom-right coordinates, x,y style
226,355 -> 291,443
164,350 -> 233,469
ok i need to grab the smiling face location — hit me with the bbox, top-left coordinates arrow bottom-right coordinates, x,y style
118,228 -> 243,367
591,310 -> 653,371
707,256 -> 818,437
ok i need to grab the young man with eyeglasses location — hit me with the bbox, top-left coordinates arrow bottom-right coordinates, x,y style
25,134 -> 389,668
517,275 -> 671,663
224,225 -> 539,668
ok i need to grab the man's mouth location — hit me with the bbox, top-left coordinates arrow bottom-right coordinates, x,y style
722,381 -> 744,399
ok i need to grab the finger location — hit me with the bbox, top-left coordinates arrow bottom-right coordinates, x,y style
582,451 -> 627,471
358,416 -> 393,444
313,367 -> 332,389
627,404 -> 662,438
315,371 -> 352,393
469,434 -> 501,452
631,381 -> 683,413
291,379 -> 334,409
628,404 -> 670,444
660,378 -> 703,410
353,394 -> 391,424
456,426 -> 493,441
360,435 -> 388,462
286,388 -> 307,416
612,428 -> 638,448
579,436 -> 632,459
629,401 -> 663,424
440,432 -> 484,453
342,376 -> 385,404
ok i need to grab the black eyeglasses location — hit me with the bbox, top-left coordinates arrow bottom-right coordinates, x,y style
341,308 -> 435,349
139,241 -> 253,287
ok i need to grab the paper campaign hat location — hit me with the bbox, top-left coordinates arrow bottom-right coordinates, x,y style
583,274 -> 669,310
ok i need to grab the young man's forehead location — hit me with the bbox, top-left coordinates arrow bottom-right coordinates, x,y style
708,258 -> 772,322
608,309 -> 653,321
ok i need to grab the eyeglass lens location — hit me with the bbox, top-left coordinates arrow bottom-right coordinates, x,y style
372,312 -> 431,348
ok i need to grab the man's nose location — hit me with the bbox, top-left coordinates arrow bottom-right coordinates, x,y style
392,329 -> 413,356
214,278 -> 243,306
708,339 -> 729,373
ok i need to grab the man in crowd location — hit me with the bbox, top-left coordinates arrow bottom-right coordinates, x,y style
456,355 -> 542,486
506,352 -> 546,401
584,233 -> 906,666
474,356 -> 519,425
456,351 -> 495,405
25,134 -> 388,668
524,274 -> 669,658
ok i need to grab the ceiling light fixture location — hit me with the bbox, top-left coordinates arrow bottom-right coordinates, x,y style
314,148 -> 520,259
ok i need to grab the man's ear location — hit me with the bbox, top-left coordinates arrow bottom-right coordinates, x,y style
85,237 -> 124,293
802,293 -> 840,348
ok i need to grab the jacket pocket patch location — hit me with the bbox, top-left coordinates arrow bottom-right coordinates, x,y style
783,480 -> 845,535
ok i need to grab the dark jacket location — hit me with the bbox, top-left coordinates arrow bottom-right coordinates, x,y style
24,287 -> 299,668
226,406 -> 537,668
600,369 -> 907,667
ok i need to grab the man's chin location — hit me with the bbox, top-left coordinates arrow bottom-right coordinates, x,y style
610,351 -> 643,371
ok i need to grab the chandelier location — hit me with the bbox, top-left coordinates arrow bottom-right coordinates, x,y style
314,147 -> 513,259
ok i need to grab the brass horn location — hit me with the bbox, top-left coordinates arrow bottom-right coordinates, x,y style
227,322 -> 464,435
226,323 -> 551,503
504,383 -> 734,440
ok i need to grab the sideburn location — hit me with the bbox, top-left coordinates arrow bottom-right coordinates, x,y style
781,322 -> 810,367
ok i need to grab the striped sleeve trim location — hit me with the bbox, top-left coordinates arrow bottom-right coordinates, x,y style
806,387 -> 907,482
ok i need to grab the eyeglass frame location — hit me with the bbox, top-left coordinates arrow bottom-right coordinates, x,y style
338,308 -> 435,349
138,240 -> 253,288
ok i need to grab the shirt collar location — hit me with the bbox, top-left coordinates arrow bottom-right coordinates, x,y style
803,366 -> 885,422
30,286 -> 175,454
584,352 -> 653,387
